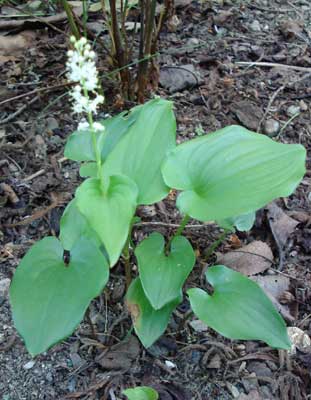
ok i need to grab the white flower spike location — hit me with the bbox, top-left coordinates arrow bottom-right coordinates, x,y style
67,36 -> 104,116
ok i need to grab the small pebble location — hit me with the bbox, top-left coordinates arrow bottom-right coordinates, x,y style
0,333 -> 5,344
0,278 -> 10,299
45,372 -> 53,383
23,360 -> 36,370
264,119 -> 280,137
226,383 -> 240,398
249,20 -> 261,32
286,105 -> 300,117
189,319 -> 208,332
187,37 -> 200,46
46,117 -> 59,131
299,100 -> 308,111
165,360 -> 176,369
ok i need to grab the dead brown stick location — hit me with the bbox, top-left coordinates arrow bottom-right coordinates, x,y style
0,183 -> 20,205
2,193 -> 62,228
0,82 -> 71,107
0,96 -> 40,125
236,61 -> 311,73
0,8 -> 82,31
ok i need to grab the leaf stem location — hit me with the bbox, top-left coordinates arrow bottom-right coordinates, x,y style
204,228 -> 231,261
165,214 -> 191,253
122,218 -> 136,289
123,234 -> 131,290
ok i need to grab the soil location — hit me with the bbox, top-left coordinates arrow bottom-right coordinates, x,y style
1,1 -> 311,399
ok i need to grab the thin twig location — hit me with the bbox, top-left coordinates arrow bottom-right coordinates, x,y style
134,221 -> 214,229
0,96 -> 40,125
257,72 -> 311,132
236,61 -> 311,72
277,112 -> 300,138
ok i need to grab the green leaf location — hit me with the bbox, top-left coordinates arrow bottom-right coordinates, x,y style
100,109 -> 139,162
188,265 -> 290,349
64,111 -> 139,162
59,199 -> 102,251
123,386 -> 159,400
75,175 -> 138,266
10,237 -> 109,356
104,98 -> 176,205
162,125 -> 306,222
218,211 -> 256,232
64,128 -> 95,162
126,278 -> 180,348
79,162 -> 98,178
135,233 -> 195,309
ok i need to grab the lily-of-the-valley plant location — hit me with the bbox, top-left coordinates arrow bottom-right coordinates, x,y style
10,37 -> 306,359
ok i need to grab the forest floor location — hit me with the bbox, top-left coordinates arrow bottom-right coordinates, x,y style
0,0 -> 311,399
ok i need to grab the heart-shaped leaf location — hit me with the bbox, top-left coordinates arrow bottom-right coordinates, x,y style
104,98 -> 176,205
162,125 -> 306,222
64,109 -> 139,162
188,265 -> 290,349
10,236 -> 109,356
135,233 -> 195,309
123,386 -> 159,400
75,175 -> 138,266
126,278 -> 181,348
59,199 -> 102,251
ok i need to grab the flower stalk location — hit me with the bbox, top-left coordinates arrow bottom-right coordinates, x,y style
66,36 -> 105,181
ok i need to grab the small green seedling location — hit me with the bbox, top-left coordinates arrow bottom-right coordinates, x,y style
123,386 -> 159,400
9,37 -> 306,356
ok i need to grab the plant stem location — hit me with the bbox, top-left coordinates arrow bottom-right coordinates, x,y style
165,214 -> 191,253
123,234 -> 132,290
61,0 -> 80,39
109,0 -> 130,99
123,218 -> 136,289
82,86 -> 102,180
204,229 -> 231,261
137,0 -> 157,102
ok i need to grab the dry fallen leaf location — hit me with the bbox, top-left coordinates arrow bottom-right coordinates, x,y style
95,335 -> 140,370
280,19 -> 303,39
287,327 -> 311,355
252,275 -> 294,322
217,241 -> 273,276
266,202 -> 299,249
0,31 -> 36,56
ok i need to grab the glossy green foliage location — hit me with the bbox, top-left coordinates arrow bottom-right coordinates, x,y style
123,386 -> 159,400
104,98 -> 176,204
162,125 -> 306,222
188,265 -> 290,349
126,278 -> 181,348
59,199 -> 102,251
79,162 -> 97,178
64,128 -> 96,161
218,212 -> 256,232
75,175 -> 138,266
64,109 -> 139,162
135,233 -> 195,309
10,237 -> 109,355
